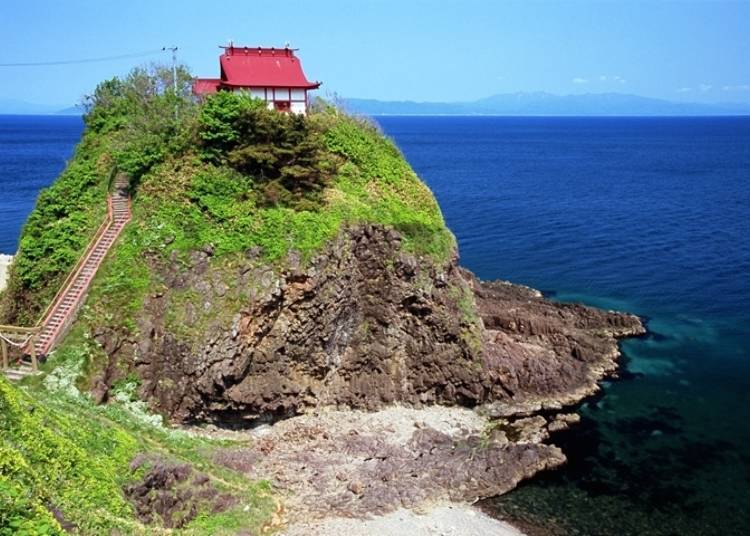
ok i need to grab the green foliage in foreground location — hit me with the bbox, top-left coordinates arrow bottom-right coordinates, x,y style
0,374 -> 275,535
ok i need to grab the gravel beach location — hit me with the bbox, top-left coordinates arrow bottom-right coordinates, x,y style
280,504 -> 527,536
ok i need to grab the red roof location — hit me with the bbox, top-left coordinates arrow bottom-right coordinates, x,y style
194,46 -> 320,95
192,78 -> 221,95
220,46 -> 320,89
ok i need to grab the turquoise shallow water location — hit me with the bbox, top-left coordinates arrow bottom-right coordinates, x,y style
376,116 -> 750,535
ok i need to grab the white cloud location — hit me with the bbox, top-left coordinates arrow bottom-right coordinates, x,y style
723,84 -> 750,91
595,75 -> 625,84
698,83 -> 713,92
677,87 -> 692,93
573,77 -> 589,84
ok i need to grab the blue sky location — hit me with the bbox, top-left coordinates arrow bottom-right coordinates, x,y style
1,0 -> 749,107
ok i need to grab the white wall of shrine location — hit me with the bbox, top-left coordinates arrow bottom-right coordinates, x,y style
241,87 -> 309,114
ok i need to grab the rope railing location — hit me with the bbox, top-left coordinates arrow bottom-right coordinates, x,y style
0,324 -> 40,370
0,333 -> 33,348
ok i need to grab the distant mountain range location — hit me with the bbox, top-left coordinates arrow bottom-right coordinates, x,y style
0,99 -> 84,115
342,92 -> 750,116
2,93 -> 750,116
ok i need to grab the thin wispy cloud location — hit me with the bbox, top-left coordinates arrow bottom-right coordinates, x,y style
677,87 -> 692,93
698,83 -> 713,92
722,84 -> 750,91
573,77 -> 589,84
591,75 -> 627,84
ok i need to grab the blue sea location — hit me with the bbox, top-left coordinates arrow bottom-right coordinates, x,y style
0,115 -> 84,254
375,116 -> 750,535
2,114 -> 749,534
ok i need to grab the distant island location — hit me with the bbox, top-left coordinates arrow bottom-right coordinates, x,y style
342,92 -> 750,116
0,98 -> 84,115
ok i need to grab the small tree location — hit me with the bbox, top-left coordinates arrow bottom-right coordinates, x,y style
83,64 -> 198,181
197,92 -> 336,209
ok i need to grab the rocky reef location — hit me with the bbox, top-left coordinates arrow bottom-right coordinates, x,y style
209,406 -> 570,523
88,220 -> 643,520
93,223 -> 642,429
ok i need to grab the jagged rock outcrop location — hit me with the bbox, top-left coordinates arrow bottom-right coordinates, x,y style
94,223 -> 643,425
210,406 -> 568,520
473,276 -> 645,415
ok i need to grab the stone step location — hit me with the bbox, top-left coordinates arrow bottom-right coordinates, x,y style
3,366 -> 38,381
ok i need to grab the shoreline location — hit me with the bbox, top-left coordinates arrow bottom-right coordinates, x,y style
190,405 -> 542,535
0,253 -> 13,292
280,503 -> 527,535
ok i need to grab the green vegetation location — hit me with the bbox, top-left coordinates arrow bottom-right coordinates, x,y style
0,374 -> 274,535
1,65 -> 454,330
0,65 -> 459,534
198,91 -> 335,209
0,65 -> 194,326
0,139 -> 110,325
450,282 -> 484,355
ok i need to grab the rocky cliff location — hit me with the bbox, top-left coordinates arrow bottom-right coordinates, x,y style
1,71 -> 646,532
90,222 -> 642,426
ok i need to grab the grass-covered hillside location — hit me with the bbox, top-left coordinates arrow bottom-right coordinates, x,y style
0,374 -> 276,535
0,65 -> 458,534
1,65 -> 454,328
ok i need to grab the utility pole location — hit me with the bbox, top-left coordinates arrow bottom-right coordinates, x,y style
163,46 -> 178,92
163,46 -> 179,121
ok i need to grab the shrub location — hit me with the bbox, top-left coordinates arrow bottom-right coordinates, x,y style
85,65 -> 198,182
198,92 -> 336,208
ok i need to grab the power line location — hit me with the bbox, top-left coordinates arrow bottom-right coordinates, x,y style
0,49 -> 166,67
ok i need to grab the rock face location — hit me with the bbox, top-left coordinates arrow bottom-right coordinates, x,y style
88,222 -> 645,523
95,223 -> 643,425
124,454 -> 237,528
473,276 -> 645,416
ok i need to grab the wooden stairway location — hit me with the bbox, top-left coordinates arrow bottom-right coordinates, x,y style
1,174 -> 131,381
32,175 -> 131,358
